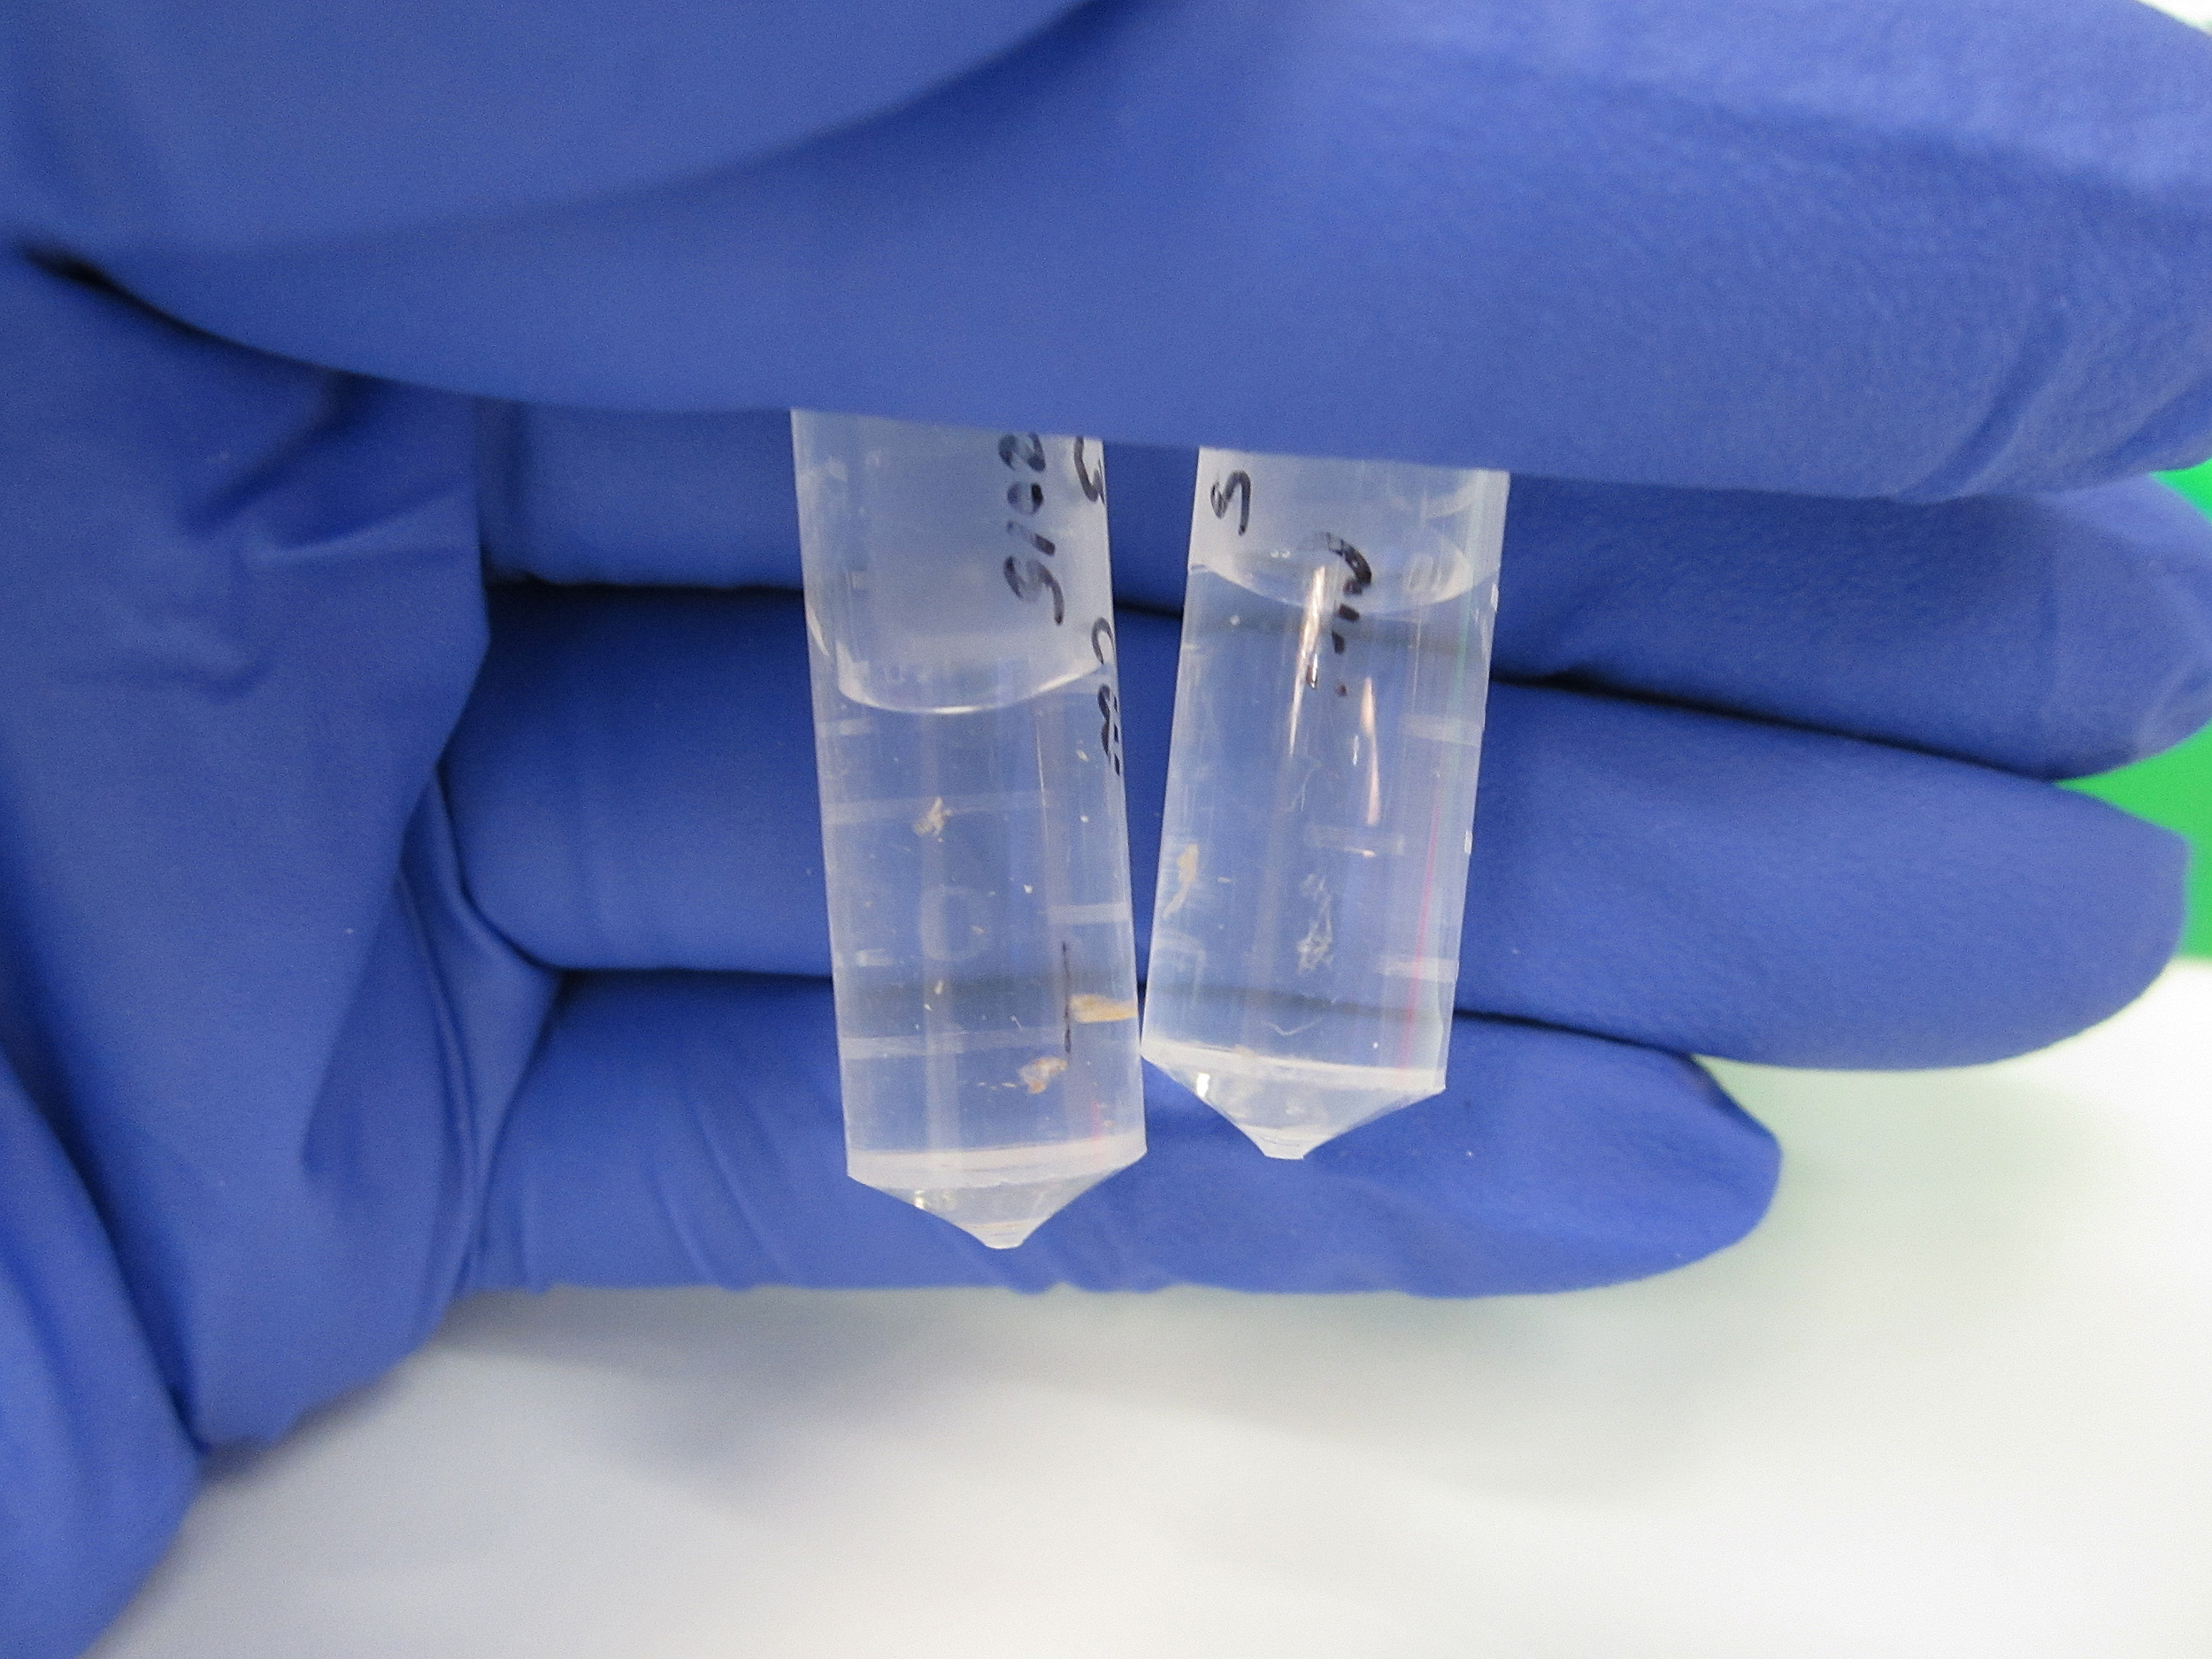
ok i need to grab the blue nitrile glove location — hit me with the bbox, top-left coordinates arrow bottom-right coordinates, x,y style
6,2 -> 2212,1653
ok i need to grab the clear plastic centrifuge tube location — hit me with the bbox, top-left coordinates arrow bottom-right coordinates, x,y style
1141,449 -> 1508,1158
793,411 -> 1145,1248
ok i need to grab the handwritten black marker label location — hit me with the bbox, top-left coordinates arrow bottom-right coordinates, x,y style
1074,437 -> 1106,503
997,433 -> 1064,626
1002,554 -> 1065,622
1210,470 -> 1252,534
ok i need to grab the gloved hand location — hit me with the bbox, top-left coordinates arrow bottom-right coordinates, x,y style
6,1 -> 2212,1654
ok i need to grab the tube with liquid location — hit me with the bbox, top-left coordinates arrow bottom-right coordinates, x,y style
794,411 -> 1144,1248
1141,450 -> 1508,1157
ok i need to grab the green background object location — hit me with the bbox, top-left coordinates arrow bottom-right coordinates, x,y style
2066,460 -> 2212,958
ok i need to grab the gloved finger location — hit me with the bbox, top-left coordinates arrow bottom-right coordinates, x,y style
0,254 -> 554,1432
463,970 -> 1781,1296
10,2 -> 1087,249
442,588 -> 2184,1068
88,0 -> 2212,495
479,411 -> 2212,780
0,1068 -> 197,1659
1494,472 -> 2212,781
0,252 -> 531,1651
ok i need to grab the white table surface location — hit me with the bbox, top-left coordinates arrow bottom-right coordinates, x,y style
93,960 -> 2211,1659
